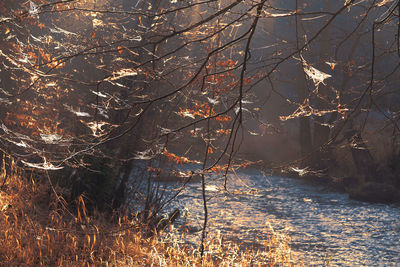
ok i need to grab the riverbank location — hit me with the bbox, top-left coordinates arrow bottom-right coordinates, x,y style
0,167 -> 293,266
276,167 -> 400,204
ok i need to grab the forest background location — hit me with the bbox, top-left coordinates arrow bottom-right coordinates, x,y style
0,0 -> 399,265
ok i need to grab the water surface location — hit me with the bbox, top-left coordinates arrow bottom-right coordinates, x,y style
165,169 -> 400,265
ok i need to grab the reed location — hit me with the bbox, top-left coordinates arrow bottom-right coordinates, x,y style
0,162 -> 294,266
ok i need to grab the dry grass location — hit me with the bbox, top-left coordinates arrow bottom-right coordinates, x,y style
0,164 -> 293,266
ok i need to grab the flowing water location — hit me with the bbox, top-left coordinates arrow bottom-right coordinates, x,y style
161,168 -> 400,266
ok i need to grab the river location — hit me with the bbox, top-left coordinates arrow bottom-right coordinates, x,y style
160,168 -> 400,265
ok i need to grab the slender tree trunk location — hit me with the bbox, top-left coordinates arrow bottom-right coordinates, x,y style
294,61 -> 313,159
346,130 -> 378,183
294,0 -> 313,161
310,0 -> 334,171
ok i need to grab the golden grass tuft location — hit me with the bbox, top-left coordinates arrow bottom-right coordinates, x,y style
0,164 -> 294,266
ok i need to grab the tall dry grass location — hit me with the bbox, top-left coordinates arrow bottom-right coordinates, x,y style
0,162 -> 294,266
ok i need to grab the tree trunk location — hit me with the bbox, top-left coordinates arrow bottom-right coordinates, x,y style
295,63 -> 313,159
346,130 -> 378,183
309,0 -> 334,170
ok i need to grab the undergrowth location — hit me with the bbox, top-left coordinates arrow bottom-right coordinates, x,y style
0,163 -> 294,266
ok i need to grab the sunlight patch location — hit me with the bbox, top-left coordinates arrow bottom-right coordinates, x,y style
22,159 -> 63,170
301,57 -> 331,91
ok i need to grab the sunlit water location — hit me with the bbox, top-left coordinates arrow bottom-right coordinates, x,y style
161,168 -> 400,266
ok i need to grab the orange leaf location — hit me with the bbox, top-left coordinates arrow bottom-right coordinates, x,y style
91,31 -> 96,38
117,46 -> 123,54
